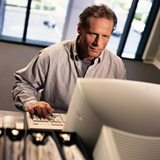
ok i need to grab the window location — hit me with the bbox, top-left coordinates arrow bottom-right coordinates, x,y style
27,0 -> 69,43
2,0 -> 28,38
95,0 -> 153,59
0,0 -> 70,45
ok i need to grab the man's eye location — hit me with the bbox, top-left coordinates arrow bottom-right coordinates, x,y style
90,33 -> 96,36
103,35 -> 107,38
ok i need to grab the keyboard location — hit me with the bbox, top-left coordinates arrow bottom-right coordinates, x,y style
26,112 -> 66,131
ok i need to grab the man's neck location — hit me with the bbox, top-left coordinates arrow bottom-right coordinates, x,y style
77,41 -> 94,61
76,41 -> 84,60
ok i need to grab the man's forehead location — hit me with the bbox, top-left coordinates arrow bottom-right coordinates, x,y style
86,16 -> 113,25
83,17 -> 113,35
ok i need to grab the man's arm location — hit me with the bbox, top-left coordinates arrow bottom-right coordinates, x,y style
12,71 -> 39,111
12,51 -> 54,117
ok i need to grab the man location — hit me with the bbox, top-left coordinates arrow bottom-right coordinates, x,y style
12,4 -> 126,117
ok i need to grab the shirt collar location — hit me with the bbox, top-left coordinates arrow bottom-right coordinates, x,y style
73,36 -> 80,61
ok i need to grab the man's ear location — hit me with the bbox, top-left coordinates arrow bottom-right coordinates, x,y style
77,22 -> 83,35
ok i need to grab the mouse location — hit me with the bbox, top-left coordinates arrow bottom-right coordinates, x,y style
2,115 -> 15,129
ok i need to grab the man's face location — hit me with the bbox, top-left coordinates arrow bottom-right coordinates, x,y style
77,17 -> 114,61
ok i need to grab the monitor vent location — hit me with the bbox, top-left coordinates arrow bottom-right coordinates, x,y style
112,130 -> 160,160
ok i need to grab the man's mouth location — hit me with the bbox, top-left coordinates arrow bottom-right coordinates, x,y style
91,47 -> 99,52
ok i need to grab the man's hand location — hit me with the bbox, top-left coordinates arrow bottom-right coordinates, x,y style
27,101 -> 54,117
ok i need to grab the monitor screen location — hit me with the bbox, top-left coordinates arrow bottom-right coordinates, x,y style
63,78 -> 160,151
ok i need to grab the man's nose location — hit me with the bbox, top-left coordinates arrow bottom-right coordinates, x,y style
93,36 -> 101,46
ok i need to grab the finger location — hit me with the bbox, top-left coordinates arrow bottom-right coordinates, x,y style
50,108 -> 54,113
34,105 -> 43,115
42,102 -> 54,113
41,106 -> 48,118
27,106 -> 34,114
47,108 -> 54,114
35,102 -> 49,117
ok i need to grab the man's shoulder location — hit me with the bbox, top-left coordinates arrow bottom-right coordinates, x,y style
102,48 -> 126,79
103,48 -> 122,63
41,38 -> 75,55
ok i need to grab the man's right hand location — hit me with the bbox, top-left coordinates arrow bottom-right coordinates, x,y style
27,101 -> 54,118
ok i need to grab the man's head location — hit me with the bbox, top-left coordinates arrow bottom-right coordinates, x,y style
79,4 -> 117,33
77,4 -> 117,61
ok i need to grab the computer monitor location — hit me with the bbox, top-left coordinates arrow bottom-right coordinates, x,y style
63,78 -> 160,151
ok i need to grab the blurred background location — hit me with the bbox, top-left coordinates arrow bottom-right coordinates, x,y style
0,0 -> 157,60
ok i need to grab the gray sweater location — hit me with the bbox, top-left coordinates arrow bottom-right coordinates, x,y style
12,37 -> 126,113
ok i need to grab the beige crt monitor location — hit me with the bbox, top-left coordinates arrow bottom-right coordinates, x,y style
63,78 -> 160,151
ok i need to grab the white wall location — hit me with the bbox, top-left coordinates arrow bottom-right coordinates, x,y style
62,0 -> 95,41
142,8 -> 160,69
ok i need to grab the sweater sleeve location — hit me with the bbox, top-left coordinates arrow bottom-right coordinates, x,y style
12,51 -> 48,111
